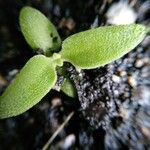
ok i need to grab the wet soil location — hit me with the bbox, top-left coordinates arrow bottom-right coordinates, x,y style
0,0 -> 150,150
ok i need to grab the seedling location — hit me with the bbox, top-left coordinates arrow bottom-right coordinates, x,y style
0,6 -> 147,118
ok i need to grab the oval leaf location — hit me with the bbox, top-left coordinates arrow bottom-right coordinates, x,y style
60,24 -> 147,69
61,78 -> 77,98
20,6 -> 61,55
0,55 -> 57,118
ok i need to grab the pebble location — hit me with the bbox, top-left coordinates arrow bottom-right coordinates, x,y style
53,85 -> 61,91
128,76 -> 137,88
135,59 -> 144,68
141,127 -> 150,138
112,75 -> 121,83
60,134 -> 76,149
8,69 -> 18,77
114,90 -> 119,96
141,36 -> 150,47
106,1 -> 137,25
59,18 -> 76,31
138,0 -> 150,21
0,74 -> 7,86
51,97 -> 62,107
120,107 -> 129,119
124,92 -> 130,98
91,15 -> 99,28
119,70 -> 127,77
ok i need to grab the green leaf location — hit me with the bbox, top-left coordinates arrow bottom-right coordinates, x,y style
60,24 -> 147,69
0,55 -> 57,118
19,6 -> 61,55
61,78 -> 77,98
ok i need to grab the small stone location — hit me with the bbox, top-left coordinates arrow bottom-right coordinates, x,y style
0,74 -> 8,86
119,70 -> 127,76
143,58 -> 150,65
141,127 -> 150,138
106,1 -> 137,25
112,75 -> 120,83
114,90 -> 119,96
76,68 -> 82,73
120,107 -> 129,119
91,15 -> 99,28
141,36 -> 150,47
61,134 -> 76,149
59,18 -> 76,31
128,76 -> 137,88
51,97 -> 62,107
135,59 -> 144,68
124,92 -> 130,98
8,69 -> 18,77
53,85 -> 61,91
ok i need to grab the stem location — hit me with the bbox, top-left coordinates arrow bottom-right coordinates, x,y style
52,53 -> 64,67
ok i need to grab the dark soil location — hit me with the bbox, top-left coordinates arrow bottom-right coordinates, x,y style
0,0 -> 150,150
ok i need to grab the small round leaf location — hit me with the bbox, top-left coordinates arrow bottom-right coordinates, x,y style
20,6 -> 61,55
0,55 -> 57,118
60,24 -> 147,69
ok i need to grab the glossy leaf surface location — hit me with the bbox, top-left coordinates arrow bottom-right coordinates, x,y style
20,6 -> 61,55
60,24 -> 147,69
0,55 -> 57,118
